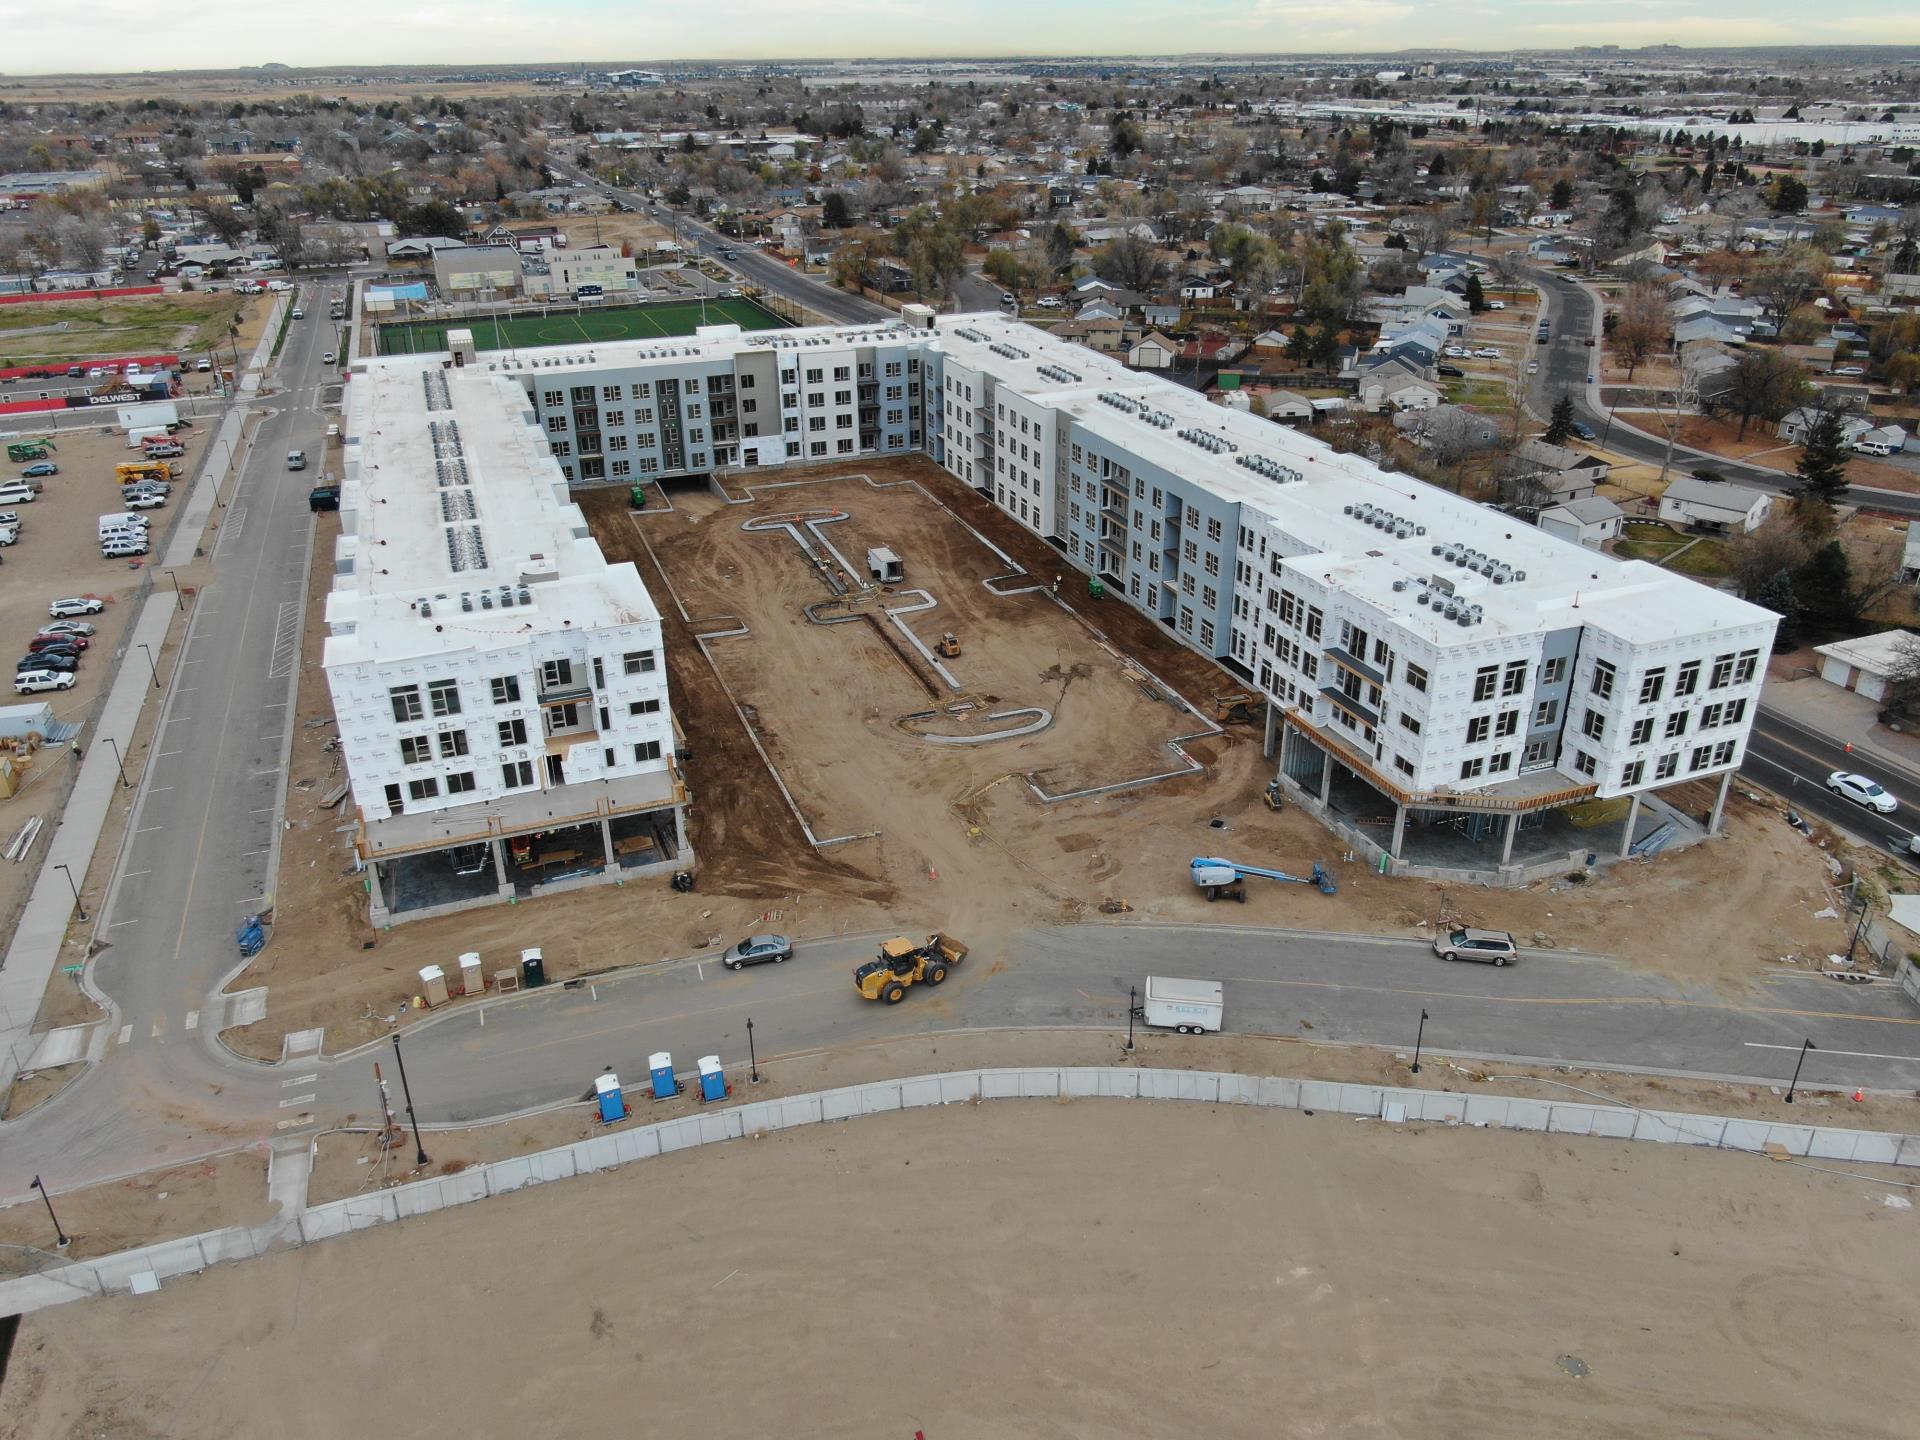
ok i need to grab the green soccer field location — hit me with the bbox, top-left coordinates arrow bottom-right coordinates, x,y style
375,296 -> 788,356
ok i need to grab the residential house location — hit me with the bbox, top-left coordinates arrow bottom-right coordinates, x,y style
1777,406 -> 1876,447
1261,389 -> 1314,423
1813,631 -> 1913,704
1358,369 -> 1442,414
1127,331 -> 1178,370
1179,274 -> 1224,303
1657,475 -> 1773,534
1142,302 -> 1182,329
1538,496 -> 1626,550
1511,439 -> 1612,502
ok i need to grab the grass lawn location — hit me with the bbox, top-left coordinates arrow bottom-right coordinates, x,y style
1443,378 -> 1512,408
1613,521 -> 1733,578
0,293 -> 246,366
376,296 -> 788,356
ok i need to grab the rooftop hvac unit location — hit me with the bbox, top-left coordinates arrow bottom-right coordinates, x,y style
1416,525 -> 1427,536
1457,613 -> 1473,627
1443,600 -> 1460,619
420,599 -> 433,617
480,591 -> 494,609
517,585 -> 532,605
1431,543 -> 1446,556
1417,591 -> 1431,606
460,593 -> 474,612
1344,504 -> 1356,516
1492,571 -> 1507,585
1514,570 -> 1527,582
1392,579 -> 1407,592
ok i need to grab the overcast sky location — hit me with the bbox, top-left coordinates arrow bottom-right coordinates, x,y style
4,1 -> 1918,75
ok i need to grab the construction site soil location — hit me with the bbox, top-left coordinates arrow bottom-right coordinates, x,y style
228,458 -> 1878,1062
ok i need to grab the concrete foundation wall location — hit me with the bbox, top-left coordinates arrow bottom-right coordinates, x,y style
6,1066 -> 1915,1316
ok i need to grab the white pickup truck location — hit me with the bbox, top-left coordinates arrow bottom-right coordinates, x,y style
1142,976 -> 1223,1035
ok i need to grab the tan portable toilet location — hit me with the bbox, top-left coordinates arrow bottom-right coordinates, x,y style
418,964 -> 449,1007
458,952 -> 483,997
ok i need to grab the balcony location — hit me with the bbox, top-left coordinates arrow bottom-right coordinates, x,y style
537,675 -> 593,706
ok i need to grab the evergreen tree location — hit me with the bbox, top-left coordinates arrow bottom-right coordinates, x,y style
1463,273 -> 1486,313
1794,407 -> 1852,505
1543,392 -> 1576,446
1794,541 -> 1855,629
1753,567 -> 1800,649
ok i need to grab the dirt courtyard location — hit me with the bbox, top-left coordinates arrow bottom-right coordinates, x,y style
636,468 -> 1211,839
228,457 -> 1876,1061
6,1101 -> 1914,1440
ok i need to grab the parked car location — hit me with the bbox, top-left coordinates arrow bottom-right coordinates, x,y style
1832,365 -> 1865,377
17,653 -> 77,673
322,351 -> 337,364
308,485 -> 341,512
286,450 -> 307,471
1526,360 -> 1540,374
1828,771 -> 1897,814
123,493 -> 166,510
0,524 -> 16,547
27,633 -> 85,652
39,620 -> 95,637
14,669 -> 76,694
1487,299 -> 1506,310
291,307 -> 305,319
721,934 -> 793,970
48,597 -> 104,617
1443,345 -> 1469,358
19,461 -> 58,478
1474,347 -> 1502,358
0,512 -> 19,527
1570,420 -> 1596,441
0,484 -> 39,505
1433,927 -> 1518,966
1583,337 -> 1595,347
101,537 -> 149,558
1436,363 -> 1464,378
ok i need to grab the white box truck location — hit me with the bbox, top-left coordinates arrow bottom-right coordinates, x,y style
1143,976 -> 1223,1034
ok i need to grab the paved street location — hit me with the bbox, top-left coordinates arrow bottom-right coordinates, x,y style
1745,705 -> 1920,855
320,924 -> 1920,1125
1526,265 -> 1920,518
552,164 -> 891,326
0,286 -> 339,1192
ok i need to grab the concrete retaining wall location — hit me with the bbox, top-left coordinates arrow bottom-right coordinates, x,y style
6,1067 -> 1916,1316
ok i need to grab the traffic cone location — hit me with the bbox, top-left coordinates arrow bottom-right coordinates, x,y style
1845,742 -> 1854,754
1853,1088 -> 1865,1102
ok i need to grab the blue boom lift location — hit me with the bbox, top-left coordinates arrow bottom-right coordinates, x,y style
1189,856 -> 1337,902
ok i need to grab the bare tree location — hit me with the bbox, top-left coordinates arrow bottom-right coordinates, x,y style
1723,349 -> 1810,438
1611,280 -> 1670,381
1750,247 -> 1826,332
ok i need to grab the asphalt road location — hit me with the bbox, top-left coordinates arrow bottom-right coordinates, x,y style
0,287 -> 338,1191
551,165 -> 890,327
1744,705 -> 1920,856
1526,266 -> 1920,519
318,923 -> 1920,1125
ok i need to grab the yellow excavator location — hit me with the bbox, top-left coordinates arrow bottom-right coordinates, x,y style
854,933 -> 969,1003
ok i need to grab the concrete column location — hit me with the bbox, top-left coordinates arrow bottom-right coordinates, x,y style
491,838 -> 513,898
1618,792 -> 1643,859
1708,770 -> 1733,835
1500,813 -> 1518,866
1389,804 -> 1407,860
1319,748 -> 1334,805
598,817 -> 614,865
1262,700 -> 1278,760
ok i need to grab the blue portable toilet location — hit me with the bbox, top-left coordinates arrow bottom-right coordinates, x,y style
698,1055 -> 727,1103
648,1050 -> 678,1100
595,1072 -> 626,1124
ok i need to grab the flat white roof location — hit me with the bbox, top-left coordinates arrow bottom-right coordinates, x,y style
324,357 -> 659,668
1815,630 -> 1914,679
926,314 -> 1773,651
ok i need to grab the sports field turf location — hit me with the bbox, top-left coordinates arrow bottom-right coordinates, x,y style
376,297 -> 787,356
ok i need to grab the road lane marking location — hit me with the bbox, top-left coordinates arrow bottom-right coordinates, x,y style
1744,1041 -> 1919,1063
184,1010 -> 199,1030
284,1073 -> 319,1087
156,750 -> 182,759
117,1024 -> 132,1045
108,918 -> 139,929
148,786 -> 174,793
278,1093 -> 315,1108
150,1018 -> 166,1038
121,870 -> 149,879
1223,972 -> 1920,1025
136,826 -> 164,834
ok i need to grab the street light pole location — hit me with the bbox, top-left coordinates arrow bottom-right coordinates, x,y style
30,1176 -> 70,1250
164,569 -> 184,612
53,863 -> 86,921
1126,984 -> 1138,1053
1845,901 -> 1872,967
104,737 -> 130,788
746,1016 -> 760,1085
1411,1008 -> 1430,1074
1786,1038 -> 1816,1104
390,1033 -> 430,1166
138,643 -> 159,690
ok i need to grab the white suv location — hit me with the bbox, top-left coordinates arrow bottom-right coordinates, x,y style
15,669 -> 75,694
1433,927 -> 1518,966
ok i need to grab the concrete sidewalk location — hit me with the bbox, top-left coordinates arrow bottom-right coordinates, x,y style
1761,673 -> 1920,779
1,320 -> 279,1085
